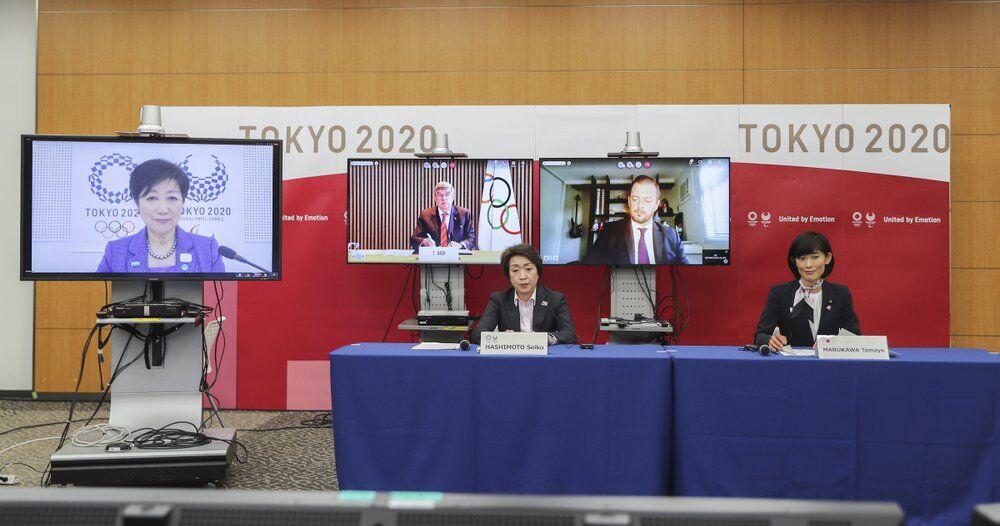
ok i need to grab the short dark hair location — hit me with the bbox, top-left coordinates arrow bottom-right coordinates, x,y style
787,231 -> 835,279
501,244 -> 543,278
129,159 -> 190,203
628,175 -> 660,196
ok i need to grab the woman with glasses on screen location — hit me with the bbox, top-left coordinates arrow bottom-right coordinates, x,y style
96,159 -> 225,273
754,231 -> 861,352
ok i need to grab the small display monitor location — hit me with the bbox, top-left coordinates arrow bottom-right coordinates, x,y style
347,158 -> 534,264
539,157 -> 730,266
21,135 -> 282,280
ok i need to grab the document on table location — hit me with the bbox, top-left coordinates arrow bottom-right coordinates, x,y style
774,329 -> 858,357
774,347 -> 815,357
411,342 -> 461,350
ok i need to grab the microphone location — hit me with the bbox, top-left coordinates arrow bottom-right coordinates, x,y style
218,246 -> 269,273
740,344 -> 771,356
459,339 -> 470,351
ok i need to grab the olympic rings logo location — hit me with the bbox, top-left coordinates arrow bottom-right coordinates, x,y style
95,220 -> 136,239
481,174 -> 521,235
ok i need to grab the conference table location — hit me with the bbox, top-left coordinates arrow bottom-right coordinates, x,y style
330,343 -> 1000,526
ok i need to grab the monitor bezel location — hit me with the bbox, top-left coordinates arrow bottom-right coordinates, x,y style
537,156 -> 732,267
345,157 -> 535,266
20,134 -> 283,281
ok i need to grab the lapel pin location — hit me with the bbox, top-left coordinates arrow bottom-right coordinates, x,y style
541,300 -> 548,307
826,305 -> 832,310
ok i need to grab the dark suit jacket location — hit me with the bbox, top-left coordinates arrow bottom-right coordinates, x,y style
409,206 -> 476,251
582,218 -> 689,265
471,285 -> 577,344
753,280 -> 862,347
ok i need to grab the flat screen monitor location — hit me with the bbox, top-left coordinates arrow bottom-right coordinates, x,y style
539,157 -> 730,266
21,135 -> 282,280
347,158 -> 534,264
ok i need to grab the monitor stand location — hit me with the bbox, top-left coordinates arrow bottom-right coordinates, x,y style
401,265 -> 469,343
603,267 -> 673,344
49,280 -> 236,486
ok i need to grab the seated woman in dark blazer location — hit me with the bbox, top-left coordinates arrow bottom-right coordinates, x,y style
471,244 -> 577,345
754,231 -> 861,351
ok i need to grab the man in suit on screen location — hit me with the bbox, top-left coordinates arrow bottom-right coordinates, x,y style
583,175 -> 688,265
410,181 -> 476,252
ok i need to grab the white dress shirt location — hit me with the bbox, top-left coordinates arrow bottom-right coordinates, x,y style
513,290 -> 536,332
630,220 -> 657,264
793,283 -> 823,340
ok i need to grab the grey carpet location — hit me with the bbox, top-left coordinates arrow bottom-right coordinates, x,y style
0,400 -> 338,490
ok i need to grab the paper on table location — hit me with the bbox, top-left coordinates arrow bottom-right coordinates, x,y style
411,342 -> 461,350
775,347 -> 816,357
770,326 -> 801,356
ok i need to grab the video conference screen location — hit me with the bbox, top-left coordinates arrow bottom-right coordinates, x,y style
539,157 -> 730,266
21,135 -> 282,280
347,158 -> 534,264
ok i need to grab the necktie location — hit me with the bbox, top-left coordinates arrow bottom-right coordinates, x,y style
440,213 -> 449,246
637,228 -> 650,264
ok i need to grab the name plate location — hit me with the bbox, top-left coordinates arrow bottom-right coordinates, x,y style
418,246 -> 459,263
479,331 -> 548,356
816,335 -> 890,360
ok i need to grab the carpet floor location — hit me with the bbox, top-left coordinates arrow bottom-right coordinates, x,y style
0,400 -> 338,490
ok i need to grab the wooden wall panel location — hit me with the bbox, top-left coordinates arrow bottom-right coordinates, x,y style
952,336 -> 1000,355
39,5 -> 743,74
34,329 -> 105,393
744,69 -> 1000,135
952,269 -> 1000,335
34,282 -> 106,329
746,2 -> 1000,69
41,0 -> 738,10
33,0 -> 1000,394
952,135 -> 1000,202
749,0 -> 976,3
952,202 -> 1000,269
37,70 -> 744,134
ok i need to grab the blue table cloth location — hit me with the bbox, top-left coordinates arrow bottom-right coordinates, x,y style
670,346 -> 1000,526
330,343 -> 672,495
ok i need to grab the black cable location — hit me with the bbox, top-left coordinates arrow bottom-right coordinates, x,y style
206,281 -> 227,392
427,266 -> 448,303
383,266 -> 414,342
410,265 -> 420,314
0,417 -> 107,439
444,265 -> 453,310
0,462 -> 46,474
238,425 -> 323,433
423,267 -> 432,305
129,421 -> 210,449
465,265 -> 485,280
94,282 -> 112,390
632,266 -> 657,318
83,329 -> 140,426
674,265 -> 691,338
300,412 -> 333,428
54,323 -> 101,453
126,421 -> 248,464
237,411 -> 333,433
591,267 -> 610,344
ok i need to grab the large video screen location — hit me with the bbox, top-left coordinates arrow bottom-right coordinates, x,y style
347,158 -> 533,264
539,157 -> 730,266
21,135 -> 282,280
